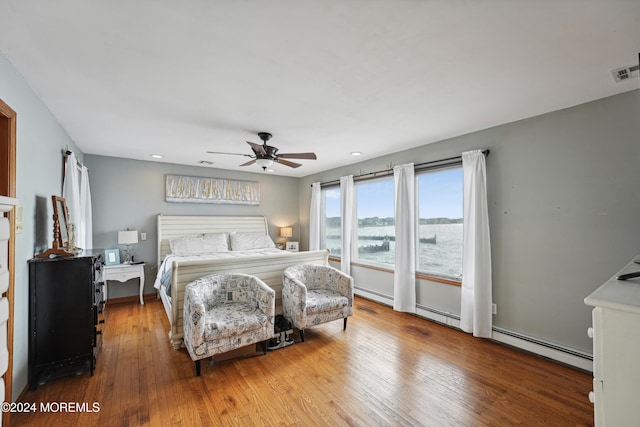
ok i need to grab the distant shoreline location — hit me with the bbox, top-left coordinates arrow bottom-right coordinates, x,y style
326,217 -> 462,227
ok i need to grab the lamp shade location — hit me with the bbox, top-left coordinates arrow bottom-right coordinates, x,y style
280,227 -> 293,238
118,230 -> 138,245
255,158 -> 274,168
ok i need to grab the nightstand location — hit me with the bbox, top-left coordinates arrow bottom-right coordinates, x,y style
103,263 -> 145,305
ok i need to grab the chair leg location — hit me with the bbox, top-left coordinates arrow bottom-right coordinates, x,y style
195,360 -> 201,376
344,318 -> 348,331
300,329 -> 305,342
262,340 -> 267,355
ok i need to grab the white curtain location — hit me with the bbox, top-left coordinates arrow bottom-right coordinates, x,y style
309,182 -> 322,251
79,165 -> 93,249
460,150 -> 492,338
393,163 -> 416,313
63,152 -> 93,250
340,175 -> 354,275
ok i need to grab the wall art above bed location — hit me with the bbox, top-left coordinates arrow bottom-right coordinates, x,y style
165,174 -> 260,205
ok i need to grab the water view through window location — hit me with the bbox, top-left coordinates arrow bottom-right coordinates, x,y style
323,166 -> 463,281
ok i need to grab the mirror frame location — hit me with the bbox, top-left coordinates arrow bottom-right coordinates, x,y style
52,195 -> 70,249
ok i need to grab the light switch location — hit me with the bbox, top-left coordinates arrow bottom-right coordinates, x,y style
140,232 -> 147,241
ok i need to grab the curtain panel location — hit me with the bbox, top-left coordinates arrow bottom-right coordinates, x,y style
309,182 -> 322,251
63,152 -> 93,249
340,175 -> 354,275
460,150 -> 492,338
393,163 -> 416,313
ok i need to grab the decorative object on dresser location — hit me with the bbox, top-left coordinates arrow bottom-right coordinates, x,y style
118,229 -> 138,264
27,250 -> 104,390
584,256 -> 640,427
103,262 -> 145,305
36,196 -> 74,258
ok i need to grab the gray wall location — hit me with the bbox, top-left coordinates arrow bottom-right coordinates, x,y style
0,53 -> 84,399
299,89 -> 640,354
84,155 -> 301,299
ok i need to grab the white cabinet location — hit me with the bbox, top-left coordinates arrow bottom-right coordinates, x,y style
585,257 -> 640,427
0,196 -> 18,427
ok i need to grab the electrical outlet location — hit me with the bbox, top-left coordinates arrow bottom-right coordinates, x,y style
140,232 -> 147,241
492,303 -> 497,315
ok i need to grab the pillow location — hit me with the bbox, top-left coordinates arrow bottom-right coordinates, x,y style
229,233 -> 276,251
170,233 -> 229,255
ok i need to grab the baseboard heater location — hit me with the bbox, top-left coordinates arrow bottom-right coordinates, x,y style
355,287 -> 593,372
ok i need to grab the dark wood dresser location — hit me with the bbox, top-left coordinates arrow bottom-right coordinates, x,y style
27,250 -> 104,390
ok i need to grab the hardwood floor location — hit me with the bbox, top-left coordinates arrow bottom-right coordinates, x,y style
12,297 -> 594,426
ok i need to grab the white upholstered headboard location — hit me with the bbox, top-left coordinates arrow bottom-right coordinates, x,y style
156,214 -> 269,264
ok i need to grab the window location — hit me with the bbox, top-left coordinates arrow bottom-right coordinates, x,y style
323,187 -> 341,257
417,167 -> 464,281
355,178 -> 395,266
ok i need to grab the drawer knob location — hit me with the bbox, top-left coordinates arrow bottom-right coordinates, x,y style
587,327 -> 594,338
588,391 -> 595,403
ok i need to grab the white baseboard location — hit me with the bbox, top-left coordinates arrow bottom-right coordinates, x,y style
354,288 -> 593,372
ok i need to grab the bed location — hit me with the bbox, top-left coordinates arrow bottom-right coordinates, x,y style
155,214 -> 329,349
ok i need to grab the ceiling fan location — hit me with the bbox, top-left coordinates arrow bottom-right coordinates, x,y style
207,132 -> 317,170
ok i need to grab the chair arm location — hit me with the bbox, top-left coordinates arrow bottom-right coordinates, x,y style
249,277 -> 276,325
327,267 -> 354,304
184,282 -> 208,350
282,272 -> 308,328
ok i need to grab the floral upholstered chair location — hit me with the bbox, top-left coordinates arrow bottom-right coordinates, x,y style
282,264 -> 354,342
183,273 -> 275,376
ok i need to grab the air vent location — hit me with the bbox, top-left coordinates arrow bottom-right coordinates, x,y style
611,64 -> 640,82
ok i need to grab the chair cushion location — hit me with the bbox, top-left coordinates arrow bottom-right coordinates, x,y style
305,290 -> 349,315
204,302 -> 268,341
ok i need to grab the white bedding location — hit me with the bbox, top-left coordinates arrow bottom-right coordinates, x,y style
154,248 -> 286,290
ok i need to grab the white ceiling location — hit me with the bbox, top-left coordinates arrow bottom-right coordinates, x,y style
1,1 -> 639,177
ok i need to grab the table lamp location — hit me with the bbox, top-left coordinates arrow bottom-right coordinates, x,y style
118,229 -> 138,264
280,226 -> 293,243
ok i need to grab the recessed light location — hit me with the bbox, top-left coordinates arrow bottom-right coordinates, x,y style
351,152 -> 362,156
151,154 -> 163,159
266,169 -> 275,172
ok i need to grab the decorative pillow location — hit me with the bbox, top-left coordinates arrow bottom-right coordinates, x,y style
170,233 -> 229,255
229,233 -> 276,251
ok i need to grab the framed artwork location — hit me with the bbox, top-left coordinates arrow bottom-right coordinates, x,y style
165,174 -> 260,205
104,249 -> 120,265
285,241 -> 299,252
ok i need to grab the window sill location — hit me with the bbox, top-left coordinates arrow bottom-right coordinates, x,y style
333,259 -> 461,287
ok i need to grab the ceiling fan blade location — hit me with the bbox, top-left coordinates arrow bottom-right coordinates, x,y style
239,159 -> 257,167
246,141 -> 267,156
277,152 -> 317,160
274,158 -> 302,168
206,151 -> 253,157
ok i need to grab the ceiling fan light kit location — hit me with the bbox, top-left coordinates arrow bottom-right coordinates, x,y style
208,132 -> 317,171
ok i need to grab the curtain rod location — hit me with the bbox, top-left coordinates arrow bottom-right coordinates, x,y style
314,149 -> 489,188
65,149 -> 87,170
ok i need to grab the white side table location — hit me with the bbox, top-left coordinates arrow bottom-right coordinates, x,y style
103,263 -> 145,305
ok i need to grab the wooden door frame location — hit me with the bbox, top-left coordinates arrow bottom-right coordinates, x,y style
0,97 -> 17,427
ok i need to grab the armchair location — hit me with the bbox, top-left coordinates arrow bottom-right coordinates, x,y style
282,264 -> 354,342
183,273 -> 275,376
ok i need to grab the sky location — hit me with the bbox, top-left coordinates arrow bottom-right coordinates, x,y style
325,167 -> 463,219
